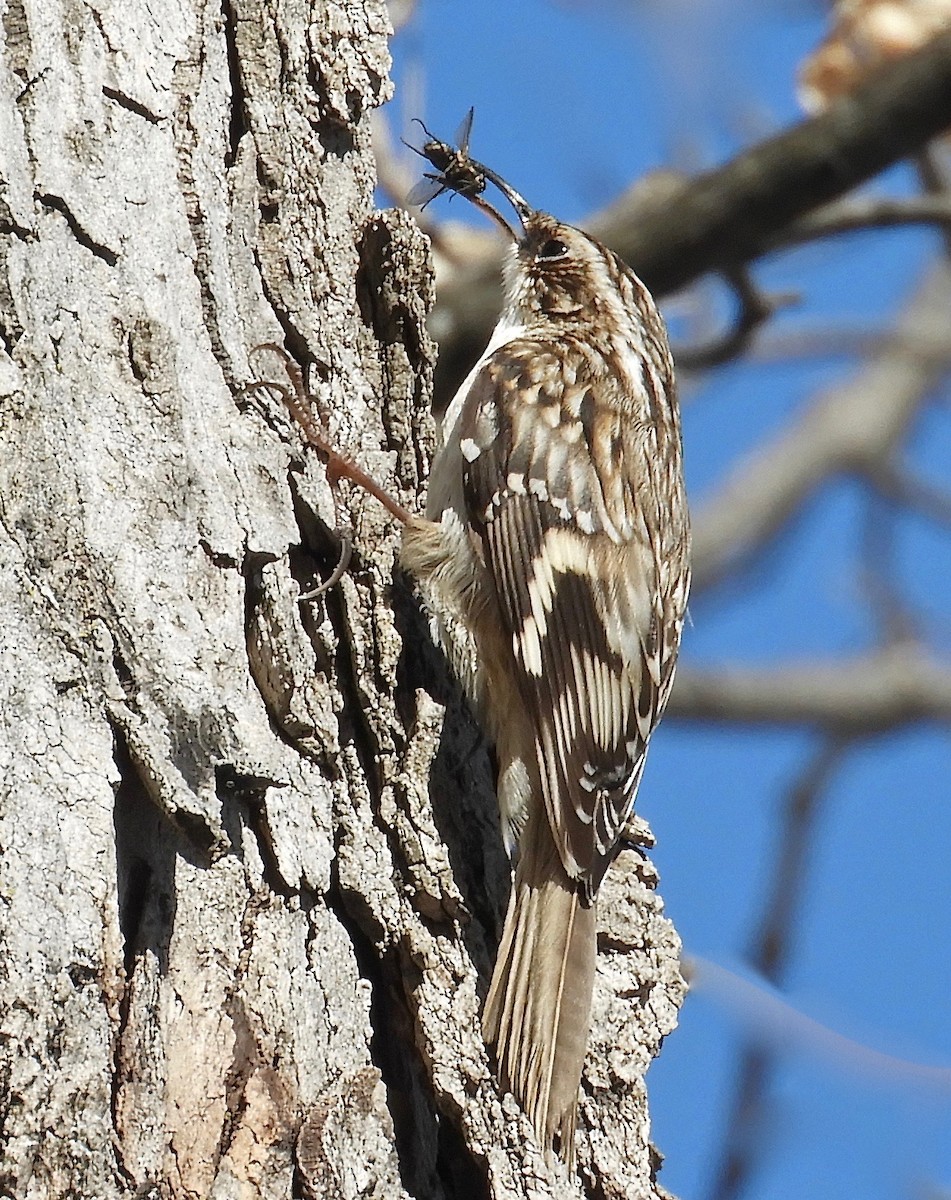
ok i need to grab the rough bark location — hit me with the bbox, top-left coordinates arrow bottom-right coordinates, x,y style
0,1 -> 684,1197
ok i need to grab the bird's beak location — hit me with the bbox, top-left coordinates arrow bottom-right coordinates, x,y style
471,164 -> 533,243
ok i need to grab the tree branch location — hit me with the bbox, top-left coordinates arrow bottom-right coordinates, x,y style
668,647 -> 951,731
705,739 -> 848,1200
772,192 -> 951,250
871,460 -> 951,527
673,267 -> 792,369
609,28 -> 951,292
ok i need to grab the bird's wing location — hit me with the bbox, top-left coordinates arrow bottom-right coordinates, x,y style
458,338 -> 686,895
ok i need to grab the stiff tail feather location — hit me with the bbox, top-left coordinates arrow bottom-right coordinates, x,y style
482,809 -> 596,1165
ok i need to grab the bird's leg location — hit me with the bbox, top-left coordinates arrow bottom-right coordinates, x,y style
246,343 -> 413,597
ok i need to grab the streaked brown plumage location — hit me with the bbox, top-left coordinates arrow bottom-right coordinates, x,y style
400,162 -> 690,1164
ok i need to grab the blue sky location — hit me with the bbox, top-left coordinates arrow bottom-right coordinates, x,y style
388,4 -> 951,1198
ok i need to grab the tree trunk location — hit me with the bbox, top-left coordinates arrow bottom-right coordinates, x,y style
0,1 -> 684,1196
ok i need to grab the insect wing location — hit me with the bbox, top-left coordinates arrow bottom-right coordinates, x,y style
406,173 -> 445,209
454,107 -> 475,157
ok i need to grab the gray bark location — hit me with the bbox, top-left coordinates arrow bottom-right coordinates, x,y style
0,1 -> 684,1196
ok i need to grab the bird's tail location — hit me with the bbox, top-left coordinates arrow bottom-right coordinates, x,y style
482,807 -> 596,1165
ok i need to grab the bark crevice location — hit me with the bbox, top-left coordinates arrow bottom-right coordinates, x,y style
35,192 -> 120,265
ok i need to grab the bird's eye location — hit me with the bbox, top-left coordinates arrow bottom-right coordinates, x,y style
536,238 -> 568,261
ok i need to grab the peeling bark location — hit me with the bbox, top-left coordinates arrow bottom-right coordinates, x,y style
0,1 -> 683,1196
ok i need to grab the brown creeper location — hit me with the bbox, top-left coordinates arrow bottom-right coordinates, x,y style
259,122 -> 690,1165
400,135 -> 691,1163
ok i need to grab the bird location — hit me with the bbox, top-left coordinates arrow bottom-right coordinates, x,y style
397,145 -> 691,1165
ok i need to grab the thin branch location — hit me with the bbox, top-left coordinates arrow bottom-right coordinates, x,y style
690,260 -> 951,592
688,956 -> 951,1091
915,146 -> 951,258
750,324 -> 951,365
668,646 -> 951,731
674,268 -> 795,369
869,460 -> 951,527
598,27 -> 951,291
751,741 -> 848,981
772,193 -> 951,250
856,489 -> 919,645
705,739 -> 849,1200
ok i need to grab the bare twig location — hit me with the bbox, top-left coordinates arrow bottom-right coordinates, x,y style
856,490 -> 919,645
690,261 -> 951,592
599,29 -> 951,292
750,324 -> 951,365
674,268 -> 796,369
750,740 -> 848,981
869,460 -> 951,527
772,193 -> 951,250
688,957 -> 951,1090
915,146 -> 951,258
705,739 -> 849,1200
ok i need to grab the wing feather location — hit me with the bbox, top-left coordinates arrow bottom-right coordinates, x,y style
458,340 -> 686,895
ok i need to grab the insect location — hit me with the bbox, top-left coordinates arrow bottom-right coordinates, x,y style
405,107 -> 487,209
